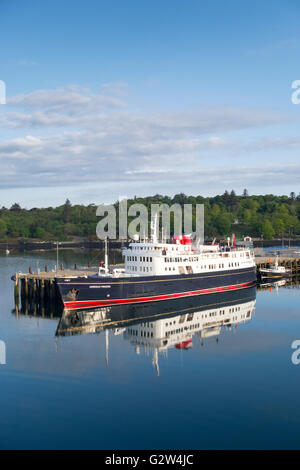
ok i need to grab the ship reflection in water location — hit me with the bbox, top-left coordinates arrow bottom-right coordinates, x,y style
55,286 -> 257,374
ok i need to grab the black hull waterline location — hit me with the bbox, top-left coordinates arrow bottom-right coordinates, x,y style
56,285 -> 257,336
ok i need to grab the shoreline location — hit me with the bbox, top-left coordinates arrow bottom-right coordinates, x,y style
0,238 -> 299,252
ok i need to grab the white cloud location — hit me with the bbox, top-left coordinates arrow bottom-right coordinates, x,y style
0,84 -> 298,203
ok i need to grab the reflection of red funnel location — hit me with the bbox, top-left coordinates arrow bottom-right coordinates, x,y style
175,339 -> 192,349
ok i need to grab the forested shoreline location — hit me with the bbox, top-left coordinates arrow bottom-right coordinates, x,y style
0,190 -> 300,242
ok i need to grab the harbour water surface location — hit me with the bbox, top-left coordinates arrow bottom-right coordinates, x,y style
0,251 -> 300,449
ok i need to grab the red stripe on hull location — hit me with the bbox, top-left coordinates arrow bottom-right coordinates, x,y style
63,281 -> 256,310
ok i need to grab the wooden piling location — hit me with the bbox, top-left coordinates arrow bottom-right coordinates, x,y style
40,279 -> 44,302
32,278 -> 37,302
24,278 -> 28,297
21,278 -> 25,298
28,278 -> 33,302
49,280 -> 54,301
14,273 -> 19,304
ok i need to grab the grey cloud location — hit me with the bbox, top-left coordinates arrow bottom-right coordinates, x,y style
0,127 -> 299,192
8,85 -> 125,113
243,136 -> 300,152
2,85 -> 293,137
0,85 -> 298,195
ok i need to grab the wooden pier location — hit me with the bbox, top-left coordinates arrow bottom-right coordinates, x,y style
13,265 -> 99,315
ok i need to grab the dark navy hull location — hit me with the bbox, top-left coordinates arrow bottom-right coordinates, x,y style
56,266 -> 257,310
56,284 -> 257,336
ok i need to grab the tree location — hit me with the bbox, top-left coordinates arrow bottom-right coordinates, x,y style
216,213 -> 232,236
0,219 -> 7,238
243,189 -> 249,198
273,218 -> 285,236
243,209 -> 252,225
173,193 -> 188,205
229,189 -> 239,211
35,227 -> 45,239
211,204 -> 221,218
221,190 -> 230,205
63,199 -> 72,223
261,220 -> 275,239
290,192 -> 296,201
10,203 -> 21,212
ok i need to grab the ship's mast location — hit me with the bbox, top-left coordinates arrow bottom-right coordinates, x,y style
105,237 -> 109,274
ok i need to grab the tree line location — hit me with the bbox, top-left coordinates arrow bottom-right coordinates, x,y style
0,191 -> 300,241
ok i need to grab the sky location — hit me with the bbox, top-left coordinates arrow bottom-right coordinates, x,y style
1,0 -> 300,208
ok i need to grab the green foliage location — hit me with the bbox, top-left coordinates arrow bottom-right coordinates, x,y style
215,213 -> 232,236
0,191 -> 300,240
0,219 -> 7,239
260,220 -> 275,239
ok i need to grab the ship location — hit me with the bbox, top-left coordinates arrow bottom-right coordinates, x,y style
55,223 -> 256,311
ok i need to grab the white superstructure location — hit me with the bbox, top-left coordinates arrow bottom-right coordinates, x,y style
122,238 -> 255,277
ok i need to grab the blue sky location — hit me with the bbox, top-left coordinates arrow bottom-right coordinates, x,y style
1,0 -> 300,207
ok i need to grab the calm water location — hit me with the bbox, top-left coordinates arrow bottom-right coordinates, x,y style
0,251 -> 300,450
